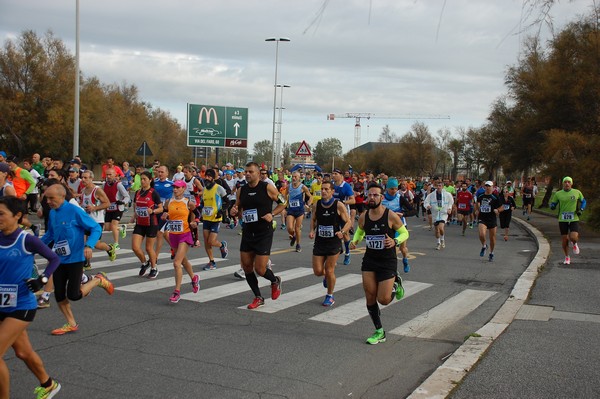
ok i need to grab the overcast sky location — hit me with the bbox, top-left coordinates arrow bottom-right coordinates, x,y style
0,0 -> 592,154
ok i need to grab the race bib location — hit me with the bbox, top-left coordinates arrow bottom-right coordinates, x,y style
0,285 -> 18,308
136,207 -> 149,217
524,194 -> 532,198
169,220 -> 184,232
480,205 -> 491,213
108,203 -> 118,211
314,190 -> 321,197
53,240 -> 71,257
318,225 -> 334,238
503,204 -> 511,211
366,234 -> 386,250
458,203 -> 467,209
202,206 -> 214,216
562,212 -> 574,220
289,199 -> 301,208
242,209 -> 259,223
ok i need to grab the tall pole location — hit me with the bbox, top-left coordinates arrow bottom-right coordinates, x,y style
276,84 -> 290,169
266,37 -> 290,171
73,0 -> 80,157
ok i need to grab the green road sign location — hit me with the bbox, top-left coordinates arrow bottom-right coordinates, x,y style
187,104 -> 248,148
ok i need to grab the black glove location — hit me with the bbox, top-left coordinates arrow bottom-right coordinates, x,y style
576,210 -> 582,216
116,200 -> 124,206
25,276 -> 46,293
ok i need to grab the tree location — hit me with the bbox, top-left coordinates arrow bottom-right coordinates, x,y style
252,140 -> 273,166
398,122 -> 436,176
378,124 -> 397,143
313,137 -> 342,167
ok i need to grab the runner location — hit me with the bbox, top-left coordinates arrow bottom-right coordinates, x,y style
182,165 -> 203,246
308,181 -> 352,306
286,171 -> 312,253
40,185 -> 114,335
153,165 -> 174,259
381,178 -> 412,272
102,168 -> 130,249
350,183 -> 408,344
230,162 -> 285,309
423,181 -> 454,250
162,180 -> 199,303
331,168 -> 355,265
456,181 -> 475,236
130,171 -> 163,279
499,188 -> 517,241
0,196 -> 61,398
550,176 -> 586,265
476,181 -> 504,262
200,169 -> 229,271
521,178 -> 535,221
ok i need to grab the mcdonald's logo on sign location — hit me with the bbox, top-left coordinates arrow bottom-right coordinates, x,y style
198,107 -> 219,125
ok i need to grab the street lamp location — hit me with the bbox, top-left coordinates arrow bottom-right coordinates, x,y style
276,84 -> 290,168
266,37 -> 290,170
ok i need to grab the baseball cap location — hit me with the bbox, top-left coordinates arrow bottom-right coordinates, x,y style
563,176 -> 573,183
506,180 -> 512,184
332,168 -> 342,174
70,158 -> 81,165
236,168 -> 243,173
6,155 -> 18,163
0,151 -> 6,158
387,178 -> 399,189
484,181 -> 493,186
0,162 -> 10,173
173,180 -> 186,188
68,167 -> 78,173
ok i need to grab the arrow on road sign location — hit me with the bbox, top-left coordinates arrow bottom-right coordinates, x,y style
233,122 -> 240,136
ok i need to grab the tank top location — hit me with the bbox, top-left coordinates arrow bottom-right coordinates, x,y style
166,198 -> 190,234
0,231 -> 36,311
103,182 -> 119,212
240,181 -> 272,233
201,184 -> 223,222
363,208 -> 396,259
135,188 -> 158,226
287,183 -> 305,212
315,200 -> 340,243
80,187 -> 105,224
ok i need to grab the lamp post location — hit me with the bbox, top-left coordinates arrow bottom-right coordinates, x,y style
276,84 -> 290,168
266,37 -> 290,170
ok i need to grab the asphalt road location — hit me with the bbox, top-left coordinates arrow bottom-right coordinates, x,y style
9,212 -> 536,399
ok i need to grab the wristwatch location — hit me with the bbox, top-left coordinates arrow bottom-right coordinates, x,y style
40,275 -> 49,284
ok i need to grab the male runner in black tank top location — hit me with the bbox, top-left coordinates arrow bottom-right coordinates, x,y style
230,162 -> 287,310
350,182 -> 409,345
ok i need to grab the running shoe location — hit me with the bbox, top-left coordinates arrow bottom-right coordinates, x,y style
37,296 -> 50,309
191,275 -> 200,294
107,243 -> 118,262
281,223 -> 286,230
393,274 -> 405,300
120,224 -> 127,238
234,268 -> 246,279
267,259 -> 272,270
480,245 -> 487,257
139,261 -> 150,277
169,291 -> 181,303
489,253 -> 494,262
148,268 -> 159,279
504,235 -> 508,241
34,380 -> 61,399
469,223 -> 473,229
271,276 -> 282,300
272,220 -> 277,230
564,256 -> 571,265
322,294 -> 335,307
573,243 -> 580,255
366,328 -> 386,345
343,253 -> 351,265
295,244 -> 301,253
203,261 -> 217,271
95,272 -> 114,295
220,241 -> 228,258
441,240 -> 445,249
51,323 -> 78,336
170,248 -> 175,260
290,235 -> 296,247
527,216 -> 530,221
323,277 -> 327,288
84,260 -> 92,271
436,242 -> 441,250
113,243 -> 120,250
31,224 -> 41,237
403,258 -> 410,273
247,296 -> 265,309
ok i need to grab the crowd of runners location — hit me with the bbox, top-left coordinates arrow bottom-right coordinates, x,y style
0,149 -> 587,398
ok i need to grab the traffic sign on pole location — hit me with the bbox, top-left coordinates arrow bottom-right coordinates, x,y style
187,104 -> 248,149
295,140 -> 312,157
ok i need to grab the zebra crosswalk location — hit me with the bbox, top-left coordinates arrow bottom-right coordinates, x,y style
90,249 -> 498,338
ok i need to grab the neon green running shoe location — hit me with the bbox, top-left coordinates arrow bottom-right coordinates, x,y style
366,328 -> 386,345
119,224 -> 127,238
34,380 -> 61,398
393,274 -> 405,301
106,243 -> 118,262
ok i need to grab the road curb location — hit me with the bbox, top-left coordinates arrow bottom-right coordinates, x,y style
406,218 -> 550,399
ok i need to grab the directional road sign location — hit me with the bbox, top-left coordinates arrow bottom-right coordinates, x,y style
187,104 -> 248,149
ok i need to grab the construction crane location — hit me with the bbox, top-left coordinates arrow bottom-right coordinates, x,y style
327,113 -> 451,149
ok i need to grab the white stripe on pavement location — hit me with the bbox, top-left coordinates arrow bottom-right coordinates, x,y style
90,252 -> 169,270
180,267 -> 315,303
388,289 -> 497,338
309,280 -> 433,325
115,258 -> 228,292
247,274 -> 363,313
